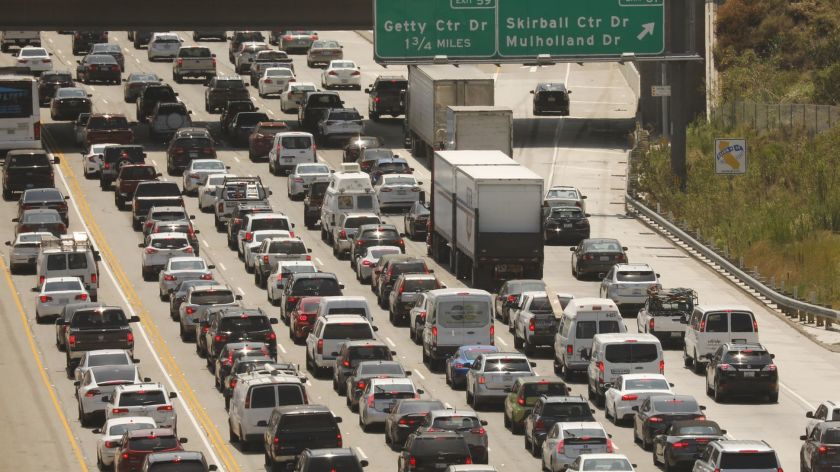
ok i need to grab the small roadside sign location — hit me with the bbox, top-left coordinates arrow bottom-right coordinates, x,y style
714,138 -> 747,174
651,85 -> 671,97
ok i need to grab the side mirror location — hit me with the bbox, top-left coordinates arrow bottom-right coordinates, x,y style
529,361 -> 537,367
235,295 -> 243,300
806,411 -> 814,418
65,195 -> 71,200
622,246 -> 628,250
189,215 -> 196,220
364,88 -> 371,93
372,326 -> 379,332
87,93 -> 93,98
179,437 -> 188,444
133,358 -> 141,364
169,392 -> 178,399
143,377 -> 151,382
3,241 -> 9,246
529,90 -> 535,94
257,420 -> 268,427
399,233 -> 406,237
480,419 -> 488,426
93,428 -> 102,434
101,395 -> 111,403
137,243 -> 144,248
360,460 -> 369,468
226,166 -> 231,170
269,318 -> 279,324
159,78 -> 164,81
656,273 -> 661,278
669,382 -> 675,387
631,406 -> 639,411
76,60 -> 81,64
770,353 -> 775,359
130,316 -> 140,323
209,466 -> 218,472
73,381 -> 80,387
720,429 -> 727,435
405,370 -> 412,376
338,283 -> 345,289
194,230 -> 201,235
212,54 -> 216,58
307,248 -> 313,253
31,287 -> 39,292
416,389 -> 424,395
53,156 -> 61,164
334,416 -> 343,423
699,405 -> 707,410
585,213 -> 591,217
603,383 -> 612,390
569,247 -> 576,252
800,435 -> 808,440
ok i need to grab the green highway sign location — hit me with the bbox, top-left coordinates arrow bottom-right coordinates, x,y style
374,0 -> 665,64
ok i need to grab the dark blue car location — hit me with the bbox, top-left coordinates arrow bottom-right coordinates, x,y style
445,344 -> 499,389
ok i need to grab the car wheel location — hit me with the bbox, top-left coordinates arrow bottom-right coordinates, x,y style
714,381 -> 725,403
513,335 -> 523,349
769,391 -> 779,403
693,350 -> 704,374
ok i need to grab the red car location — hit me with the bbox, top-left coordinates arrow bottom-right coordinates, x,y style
248,121 -> 288,161
290,296 -> 321,344
114,428 -> 185,472
84,114 -> 134,149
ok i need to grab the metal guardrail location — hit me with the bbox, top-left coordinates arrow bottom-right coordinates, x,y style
624,193 -> 840,325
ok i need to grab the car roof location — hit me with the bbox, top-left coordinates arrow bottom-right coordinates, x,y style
693,304 -> 754,313
148,232 -> 189,240
614,263 -> 654,270
515,376 -> 566,385
594,333 -> 659,343
341,340 -> 387,348
428,408 -> 477,417
125,427 -> 175,439
145,451 -> 205,464
541,394 -> 587,404
558,421 -> 606,430
273,404 -> 332,415
321,314 -> 370,324
116,382 -> 166,393
305,448 -> 358,458
710,440 -> 774,452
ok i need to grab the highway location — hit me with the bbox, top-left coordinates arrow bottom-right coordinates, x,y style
0,30 -> 836,472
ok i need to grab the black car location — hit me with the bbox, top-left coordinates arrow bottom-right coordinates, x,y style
374,257 -> 430,308
350,224 -> 406,262
208,308 -> 278,360
388,274 -> 439,325
357,148 -> 394,174
18,188 -> 69,225
293,448 -> 368,472
531,82 -> 572,116
299,91 -> 343,130
494,279 -> 548,323
652,420 -> 726,470
342,135 -> 384,163
705,343 -> 779,403
90,43 -> 125,71
280,272 -> 344,322
404,201 -> 430,240
398,431 -> 472,472
14,208 -> 66,236
123,72 -> 162,103
632,394 -> 706,450
166,128 -> 216,175
544,206 -> 590,244
262,405 -> 343,470
72,31 -> 108,55
2,149 -> 56,200
384,399 -> 445,450
50,87 -> 92,121
204,76 -> 249,113
365,75 -> 407,120
129,31 -> 153,49
228,112 -> 270,146
37,71 -> 74,105
331,340 -> 394,395
219,100 -> 258,133
136,83 -> 178,123
523,395 -> 594,456
142,450 -> 217,472
801,421 -> 840,472
570,238 -> 628,280
75,54 -> 121,84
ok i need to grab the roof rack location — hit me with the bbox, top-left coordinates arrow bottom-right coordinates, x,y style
41,232 -> 97,253
646,286 -> 698,302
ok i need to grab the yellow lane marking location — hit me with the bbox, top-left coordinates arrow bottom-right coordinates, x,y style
43,133 -> 241,472
0,257 -> 90,472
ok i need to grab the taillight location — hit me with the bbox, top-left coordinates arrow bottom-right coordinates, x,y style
431,326 -> 437,345
68,335 -> 77,347
699,320 -> 706,332
478,376 -> 486,384
267,332 -> 276,341
672,441 -> 689,448
719,363 -> 731,371
157,405 -> 173,411
357,381 -> 365,389
244,232 -> 253,242
367,395 -> 374,407
555,439 -> 565,454
127,332 -> 134,343
351,71 -> 360,76
338,230 -> 347,239
200,273 -> 213,280
39,275 -> 45,286
34,121 -> 41,140
465,457 -> 473,464
145,248 -> 158,254
39,295 -> 52,303
362,260 -> 372,266
121,453 -> 129,460
649,318 -> 655,331
621,394 -> 638,401
214,334 -> 226,343
753,319 -> 758,332
90,274 -> 97,284
534,419 -> 545,430
408,456 -> 416,469
185,307 -> 195,315
342,360 -> 350,367
263,255 -> 270,263
649,416 -> 664,423
517,396 -> 525,406
229,379 -> 237,389
163,274 -> 175,281
177,58 -> 183,66
529,319 -> 535,332
606,439 -> 615,453
111,408 -> 129,414
104,440 -> 116,448
597,361 -> 604,379
336,433 -> 342,447
84,389 -> 101,398
328,71 -> 337,76
317,339 -> 323,354
470,427 -> 486,436
566,345 -> 573,355
660,359 -> 665,374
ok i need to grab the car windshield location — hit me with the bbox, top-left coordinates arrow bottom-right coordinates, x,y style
674,424 -> 721,435
219,315 -> 270,332
150,238 -> 188,250
323,323 -> 373,340
192,161 -> 225,171
484,358 -> 531,372
6,153 -> 50,167
546,189 -> 578,199
88,353 -> 130,367
58,89 -> 87,99
180,47 -> 211,57
297,165 -> 329,175
382,176 -> 416,186
120,166 -> 157,180
70,309 -> 127,328
437,300 -> 489,328
624,378 -> 670,390
44,280 -> 84,292
190,291 -> 234,305
216,80 -> 244,89
170,260 -> 205,271
719,452 -> 778,468
653,398 -> 699,413
107,422 -> 155,437
581,458 -> 633,471
292,278 -> 341,295
616,270 -> 656,282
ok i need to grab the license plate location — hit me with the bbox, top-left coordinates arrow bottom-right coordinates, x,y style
397,190 -> 406,195
599,256 -> 610,261
744,371 -> 755,377
341,79 -> 348,83
670,332 -> 682,337
435,464 -> 447,469
563,223 -> 572,228
283,156 -> 293,160
547,97 -> 556,102
733,338 -> 746,343
633,289 -> 642,295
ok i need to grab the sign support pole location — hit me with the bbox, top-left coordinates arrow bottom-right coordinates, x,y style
668,0 -> 695,191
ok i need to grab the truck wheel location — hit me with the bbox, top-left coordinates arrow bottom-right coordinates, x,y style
370,112 -> 380,122
513,335 -> 523,349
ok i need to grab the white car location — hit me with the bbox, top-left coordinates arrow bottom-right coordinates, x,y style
354,245 -> 402,283
15,46 -> 52,72
604,373 -> 674,425
321,60 -> 361,89
76,364 -> 147,426
104,382 -> 177,429
565,453 -> 635,472
198,173 -> 235,212
5,231 -> 57,273
82,143 -> 117,178
543,185 -> 587,212
139,232 -> 195,281
182,159 -> 229,194
541,422 -> 614,472
280,82 -> 317,113
158,256 -> 215,300
258,67 -> 296,97
243,230 -> 292,273
74,349 -> 136,382
287,163 -> 331,199
374,174 -> 422,211
35,276 -> 89,323
317,108 -> 364,143
147,32 -> 183,61
95,417 -> 157,470
359,377 -> 423,431
599,263 -> 661,315
266,260 -> 317,306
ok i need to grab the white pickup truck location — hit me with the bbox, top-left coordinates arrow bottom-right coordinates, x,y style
636,287 -> 697,345
253,237 -> 312,287
0,31 -> 40,51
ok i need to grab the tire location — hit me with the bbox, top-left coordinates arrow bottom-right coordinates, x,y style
693,351 -> 704,374
2,187 -> 12,201
769,391 -> 779,403
513,335 -> 523,349
683,348 -> 693,368
713,381 -> 725,403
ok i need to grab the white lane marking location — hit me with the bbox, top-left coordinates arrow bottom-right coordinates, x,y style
278,343 -> 287,354
233,156 -> 240,163
123,47 -> 130,53
444,403 -> 452,409
314,257 -> 323,266
135,58 -> 140,63
51,152 -> 225,470
56,49 -> 62,54
218,262 -> 227,271
151,159 -> 158,167
496,337 -> 508,346
267,110 -> 275,115
102,99 -> 108,104
385,337 -> 396,347
89,86 -> 96,92
564,62 -> 572,85
529,66 -> 537,72
356,447 -> 368,461
413,369 -> 426,380
48,38 -> 53,43
571,100 -> 635,106
492,67 -> 500,81
781,382 -> 816,410
201,239 -> 209,248
546,119 -> 564,186
306,380 -> 312,386
236,287 -> 245,296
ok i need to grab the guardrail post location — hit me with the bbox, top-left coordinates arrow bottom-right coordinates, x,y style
810,292 -> 819,325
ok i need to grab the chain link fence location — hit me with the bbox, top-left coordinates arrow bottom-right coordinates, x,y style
711,101 -> 840,134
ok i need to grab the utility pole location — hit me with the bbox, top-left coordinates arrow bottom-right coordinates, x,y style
668,0 -> 695,191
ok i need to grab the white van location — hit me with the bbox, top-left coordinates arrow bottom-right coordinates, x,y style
36,233 -> 100,301
228,372 -> 307,445
320,164 -> 380,239
683,305 -> 759,373
316,296 -> 373,321
586,333 -> 663,406
421,288 -> 494,369
267,131 -> 316,176
553,298 -> 626,379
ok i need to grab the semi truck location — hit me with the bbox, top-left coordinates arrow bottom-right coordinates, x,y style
444,106 -> 514,157
404,65 -> 494,159
429,150 -> 543,290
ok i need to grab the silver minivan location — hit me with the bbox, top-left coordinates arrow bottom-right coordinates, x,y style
553,298 -> 626,379
421,289 -> 494,370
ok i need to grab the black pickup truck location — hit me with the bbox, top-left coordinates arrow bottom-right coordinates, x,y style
262,405 -> 343,467
298,91 -> 343,131
2,149 -> 57,201
365,75 -> 407,121
204,76 -> 250,113
60,305 -> 140,371
131,181 -> 183,231
136,83 -> 178,123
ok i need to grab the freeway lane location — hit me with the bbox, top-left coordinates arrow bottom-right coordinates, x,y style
0,30 -> 837,472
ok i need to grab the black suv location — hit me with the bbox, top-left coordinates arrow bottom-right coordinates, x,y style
220,100 -> 257,134
166,127 -> 216,175
299,91 -> 343,130
705,342 -> 778,403
303,181 -> 329,229
350,224 -> 405,262
131,181 -> 183,230
204,76 -> 249,113
281,273 -> 344,322
531,82 -> 572,116
262,405 -> 343,470
71,31 -> 107,55
332,340 -> 394,395
292,448 -> 368,472
2,149 -> 56,200
206,308 -> 278,360
374,257 -> 430,308
365,75 -> 407,121
136,83 -> 178,123
523,395 -> 594,456
38,71 -> 74,105
544,206 -> 590,244
398,431 -> 472,472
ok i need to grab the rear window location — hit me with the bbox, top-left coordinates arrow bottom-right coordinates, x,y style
268,240 -> 306,254
403,279 -> 438,292
437,300 -> 489,329
92,368 -> 135,384
730,312 -> 755,332
152,211 -> 186,221
150,238 -> 189,249
464,349 -> 496,361
0,80 -> 33,119
349,346 -> 390,361
46,254 -> 66,270
823,429 -> 840,444
545,188 -> 578,199
6,153 -> 50,167
280,413 -> 336,429
723,349 -> 771,363
604,343 -> 659,363
719,452 -> 778,468
127,436 -> 178,451
281,136 -> 312,149
574,320 -> 622,339
249,385 -> 276,408
528,296 -> 553,314
522,382 -> 567,398
484,358 -> 531,372
624,378 -> 670,390
24,212 -> 61,223
192,161 -> 225,171
674,424 -> 721,435
120,166 -> 157,180
358,363 -> 404,376
375,79 -> 407,90
652,398 -> 699,413
328,111 -> 361,121
375,162 -> 410,174
251,218 -> 290,231
170,260 -> 205,271
135,183 -> 180,197
70,309 -> 127,328
174,138 -> 213,149
345,216 -> 381,229
215,79 -> 245,89
107,422 -> 155,437
44,280 -> 83,291
563,428 -> 607,443
396,401 -> 444,415
323,323 -> 373,340
190,290 -> 234,305
391,262 -> 427,276
704,313 -> 728,332
431,415 -> 481,431
304,456 -> 361,472
372,383 -> 414,399
541,403 -> 593,420
370,248 -> 401,259
235,113 -> 269,126
88,353 -> 130,367
616,270 -> 656,282
411,437 -> 469,455
88,116 -> 129,130
146,463 -> 205,472
219,315 -> 270,332
292,278 -> 341,296
581,458 -> 632,470
362,229 -> 400,240
549,208 -> 584,219
118,390 -> 166,406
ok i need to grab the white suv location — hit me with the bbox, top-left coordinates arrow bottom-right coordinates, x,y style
139,232 -> 194,281
305,314 -> 378,376
692,440 -> 781,472
599,263 -> 661,315
104,383 -> 178,429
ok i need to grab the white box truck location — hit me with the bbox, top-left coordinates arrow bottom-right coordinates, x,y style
404,65 -> 494,159
444,106 -> 514,157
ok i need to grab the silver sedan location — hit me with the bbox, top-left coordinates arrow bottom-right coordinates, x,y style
359,377 -> 423,431
158,256 -> 215,300
182,159 -> 229,194
5,231 -> 57,273
355,246 -> 402,283
287,163 -> 331,199
35,276 -> 89,323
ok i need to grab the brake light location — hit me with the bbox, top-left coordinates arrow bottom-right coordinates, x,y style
287,296 -> 298,304
517,396 -> 525,406
649,416 -> 664,423
145,248 -> 158,254
529,319 -> 535,332
764,364 -> 777,371
338,230 -> 347,239
342,360 -> 350,367
91,274 -> 97,284
200,273 -> 213,280
534,419 -> 545,430
127,332 -> 134,343
157,405 -> 173,411
230,379 -> 237,389
351,71 -> 360,76
820,446 -> 829,454
111,408 -> 128,414
68,335 -> 76,347
409,457 -> 416,469
264,79 -> 272,84
555,439 -> 565,454
649,318 -> 655,331
566,345 -> 573,355
660,359 -> 665,374
700,320 -> 706,332
367,395 -> 374,407
597,361 -> 604,374
267,332 -> 276,341
214,334 -> 226,343
621,394 -> 638,401
104,440 -> 117,448
328,71 -> 337,76
177,58 -> 183,66
185,307 -> 195,315
374,97 -> 380,103
163,274 -> 175,281
245,232 -> 253,242
478,376 -> 486,384
362,260 -> 372,266
431,326 -> 437,345
753,319 -> 758,332
84,389 -> 101,398
39,295 -> 52,303
263,255 -> 270,263
470,427 -> 486,436
719,363 -> 731,371
202,326 -> 209,333
121,453 -> 129,460
336,433 -> 342,447
606,439 -> 615,453
357,381 -> 365,389
317,339 -> 323,354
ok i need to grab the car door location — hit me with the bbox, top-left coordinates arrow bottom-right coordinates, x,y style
804,428 -> 821,470
634,398 -> 650,438
699,312 -> 729,356
600,268 -> 614,297
467,355 -> 483,393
